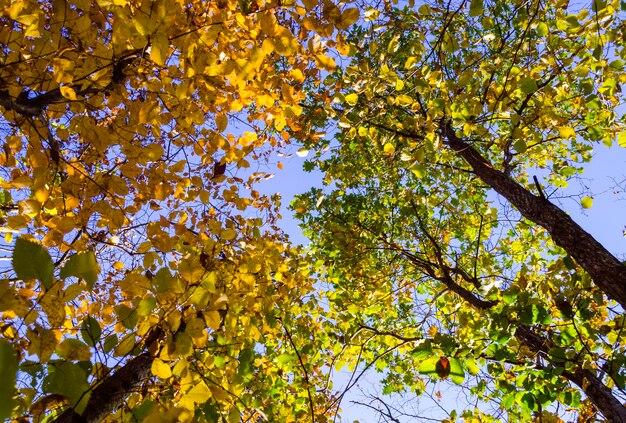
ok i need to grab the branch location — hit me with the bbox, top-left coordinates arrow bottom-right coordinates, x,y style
0,53 -> 138,117
278,318 -> 315,423
441,122 -> 626,310
515,326 -> 626,423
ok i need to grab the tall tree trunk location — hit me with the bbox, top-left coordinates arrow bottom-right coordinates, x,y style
441,123 -> 626,310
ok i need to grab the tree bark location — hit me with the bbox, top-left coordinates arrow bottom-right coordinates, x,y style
52,353 -> 154,423
442,123 -> 626,310
515,326 -> 626,423
0,53 -> 138,117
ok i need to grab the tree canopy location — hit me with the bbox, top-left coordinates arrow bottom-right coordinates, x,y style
2,0 -> 626,422
294,0 -> 626,421
0,0 -> 356,421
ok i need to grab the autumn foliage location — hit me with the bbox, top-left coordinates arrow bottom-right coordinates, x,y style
294,0 -> 626,421
0,0 -> 359,421
3,0 -> 626,422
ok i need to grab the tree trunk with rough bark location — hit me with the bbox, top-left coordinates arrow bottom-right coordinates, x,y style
442,123 -> 626,310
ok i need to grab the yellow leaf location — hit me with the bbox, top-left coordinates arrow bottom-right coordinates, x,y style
114,334 -> 136,356
345,93 -> 358,106
15,13 -> 40,37
301,0 -> 316,10
257,94 -> 274,108
239,132 -> 257,146
186,381 -> 212,403
259,39 -> 273,55
338,8 -> 360,29
204,310 -> 221,330
274,28 -> 298,56
405,56 -> 418,69
395,94 -> 413,106
143,143 -> 164,161
56,339 -> 91,361
216,114 -> 228,132
558,126 -> 576,139
289,68 -> 305,83
20,199 -> 41,217
151,32 -> 169,66
27,327 -> 60,362
132,14 -> 156,36
428,325 -> 439,337
53,59 -> 74,84
383,143 -> 396,155
315,54 -> 336,71
60,86 -> 78,100
221,228 -> 236,241
151,358 -> 172,379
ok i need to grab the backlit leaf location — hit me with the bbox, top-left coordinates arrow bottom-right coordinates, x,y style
581,196 -> 593,209
151,358 -> 172,379
80,316 -> 102,347
345,93 -> 358,105
12,238 -> 54,290
60,251 -> 99,289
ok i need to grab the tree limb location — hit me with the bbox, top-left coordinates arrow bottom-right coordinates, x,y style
441,122 -> 626,310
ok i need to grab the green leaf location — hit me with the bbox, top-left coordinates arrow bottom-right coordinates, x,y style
203,401 -> 220,421
563,255 -> 576,270
417,356 -> 439,375
0,340 -> 18,421
59,251 -> 99,289
276,353 -> 295,367
513,139 -> 527,154
581,196 -> 593,209
137,296 -> 157,316
43,362 -> 90,411
501,392 -> 516,409
448,357 -> 465,385
103,334 -> 118,354
411,164 -> 426,178
548,347 -> 567,363
12,238 -> 54,290
518,392 -> 536,412
133,400 -> 155,421
519,78 -> 538,94
469,0 -> 483,16
464,357 -> 480,376
114,305 -> 138,329
0,190 -> 11,206
536,22 -> 548,36
411,339 -> 433,361
80,316 -> 102,347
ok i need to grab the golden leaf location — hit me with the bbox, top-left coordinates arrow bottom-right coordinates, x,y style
60,86 -> 78,100
151,358 -> 172,379
151,32 -> 170,66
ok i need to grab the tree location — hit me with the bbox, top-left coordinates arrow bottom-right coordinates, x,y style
293,0 -> 626,421
0,0 -> 359,421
